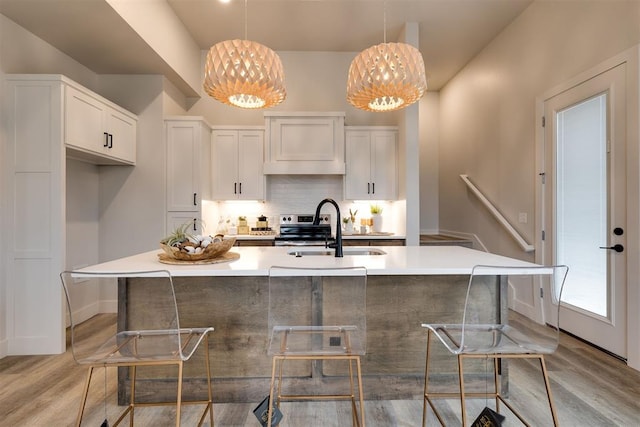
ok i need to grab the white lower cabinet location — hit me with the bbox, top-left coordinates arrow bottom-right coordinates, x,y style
165,117 -> 212,235
345,127 -> 398,200
211,128 -> 265,200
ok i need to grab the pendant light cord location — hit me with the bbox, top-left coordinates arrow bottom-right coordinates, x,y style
244,0 -> 248,40
383,0 -> 387,43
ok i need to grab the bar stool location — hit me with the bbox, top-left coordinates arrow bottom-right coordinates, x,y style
266,266 -> 367,426
421,264 -> 568,426
60,269 -> 215,426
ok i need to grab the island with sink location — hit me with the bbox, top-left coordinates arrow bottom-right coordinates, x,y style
81,244 -> 539,404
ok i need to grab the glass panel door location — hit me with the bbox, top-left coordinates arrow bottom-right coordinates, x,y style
556,95 -> 608,316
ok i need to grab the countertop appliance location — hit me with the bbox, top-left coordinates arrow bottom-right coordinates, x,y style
274,214 -> 334,246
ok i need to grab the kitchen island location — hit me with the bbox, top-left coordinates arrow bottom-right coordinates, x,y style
80,245 -> 538,403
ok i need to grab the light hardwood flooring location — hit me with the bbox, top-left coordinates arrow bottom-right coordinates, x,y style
1,314 -> 640,426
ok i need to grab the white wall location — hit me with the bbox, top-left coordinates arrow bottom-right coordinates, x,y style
437,1 -> 640,367
97,75 -> 168,261
65,159 -> 100,271
420,92 -> 439,234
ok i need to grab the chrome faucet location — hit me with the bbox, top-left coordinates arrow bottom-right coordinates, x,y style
313,198 -> 343,257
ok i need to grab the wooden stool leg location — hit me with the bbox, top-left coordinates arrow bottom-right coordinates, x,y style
267,357 -> 278,427
458,355 -> 467,427
355,356 -> 365,427
76,366 -> 95,427
422,331 -> 431,427
176,361 -> 183,427
204,334 -> 214,427
539,356 -> 559,426
130,365 -> 137,427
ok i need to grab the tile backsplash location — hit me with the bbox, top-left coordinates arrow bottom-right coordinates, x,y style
207,175 -> 402,234
267,175 -> 344,214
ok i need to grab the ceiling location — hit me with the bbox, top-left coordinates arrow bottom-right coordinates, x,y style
0,0 -> 533,91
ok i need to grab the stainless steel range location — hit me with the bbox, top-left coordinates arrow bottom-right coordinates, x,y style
274,214 -> 334,246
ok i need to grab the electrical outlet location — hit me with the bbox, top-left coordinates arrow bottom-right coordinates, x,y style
329,336 -> 341,347
518,212 -> 528,223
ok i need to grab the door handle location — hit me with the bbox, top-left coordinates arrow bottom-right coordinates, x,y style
599,244 -> 624,253
103,132 -> 109,147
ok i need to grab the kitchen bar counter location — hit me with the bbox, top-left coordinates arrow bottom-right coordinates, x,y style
84,246 -> 538,403
81,245 -> 536,276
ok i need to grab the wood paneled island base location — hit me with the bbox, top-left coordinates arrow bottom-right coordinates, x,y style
118,273 -> 497,404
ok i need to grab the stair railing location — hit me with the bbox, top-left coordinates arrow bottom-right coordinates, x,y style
460,174 -> 535,253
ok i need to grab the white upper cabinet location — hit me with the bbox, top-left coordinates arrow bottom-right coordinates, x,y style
345,127 -> 398,200
65,85 -> 137,165
263,112 -> 345,174
212,128 -> 265,200
166,118 -> 212,212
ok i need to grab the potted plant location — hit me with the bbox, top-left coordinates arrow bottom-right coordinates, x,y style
370,204 -> 383,232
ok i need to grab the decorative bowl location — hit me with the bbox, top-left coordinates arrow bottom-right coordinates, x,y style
160,236 -> 236,261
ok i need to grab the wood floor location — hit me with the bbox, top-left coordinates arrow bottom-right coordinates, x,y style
1,314 -> 640,426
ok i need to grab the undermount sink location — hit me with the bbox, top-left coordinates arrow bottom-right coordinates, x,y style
287,248 -> 387,257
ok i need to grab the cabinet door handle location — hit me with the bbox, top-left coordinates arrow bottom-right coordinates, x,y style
103,132 -> 109,147
372,182 -> 375,194
108,133 -> 113,149
367,183 -> 370,194
239,182 -> 242,194
193,193 -> 197,206
234,183 -> 237,194
193,218 -> 197,231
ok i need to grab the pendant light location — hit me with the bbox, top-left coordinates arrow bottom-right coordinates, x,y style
203,0 -> 286,109
347,2 -> 426,112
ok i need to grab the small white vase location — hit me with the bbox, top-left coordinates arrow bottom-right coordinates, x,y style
371,214 -> 382,232
344,221 -> 354,233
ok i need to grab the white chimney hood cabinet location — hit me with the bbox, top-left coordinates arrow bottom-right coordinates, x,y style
263,112 -> 345,175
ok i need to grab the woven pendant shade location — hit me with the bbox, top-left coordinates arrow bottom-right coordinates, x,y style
347,42 -> 426,112
203,39 -> 286,109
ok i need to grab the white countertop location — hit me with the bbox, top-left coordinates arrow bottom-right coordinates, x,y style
78,245 -> 539,276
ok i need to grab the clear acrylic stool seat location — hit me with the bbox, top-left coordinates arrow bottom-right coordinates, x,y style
267,266 -> 367,427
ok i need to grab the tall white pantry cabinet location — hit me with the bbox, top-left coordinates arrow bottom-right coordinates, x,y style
165,117 -> 212,235
2,75 -> 137,355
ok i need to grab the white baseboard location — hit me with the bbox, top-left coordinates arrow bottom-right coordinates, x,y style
0,338 -> 8,359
